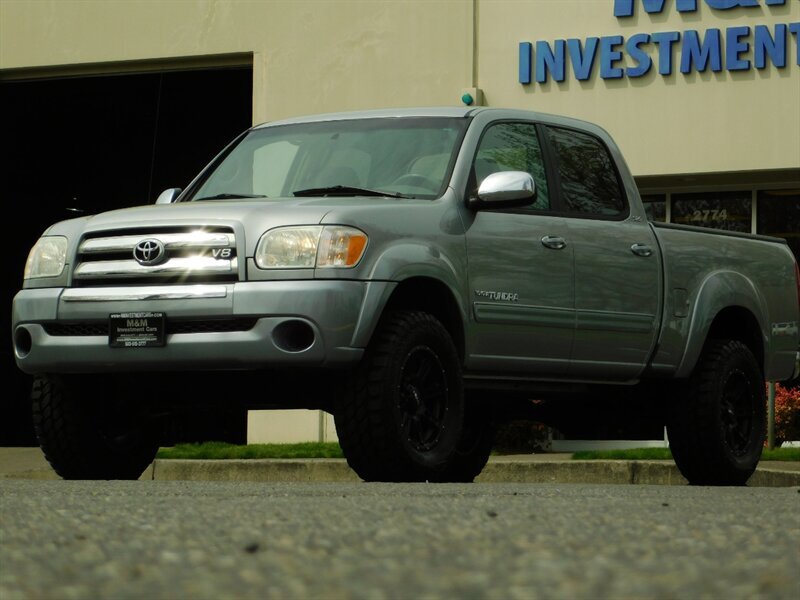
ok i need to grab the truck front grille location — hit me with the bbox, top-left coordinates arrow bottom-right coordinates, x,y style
73,226 -> 238,286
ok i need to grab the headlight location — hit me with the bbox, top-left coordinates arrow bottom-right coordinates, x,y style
24,236 -> 68,279
255,226 -> 368,269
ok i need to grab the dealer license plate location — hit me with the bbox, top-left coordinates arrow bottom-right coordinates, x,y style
109,312 -> 166,348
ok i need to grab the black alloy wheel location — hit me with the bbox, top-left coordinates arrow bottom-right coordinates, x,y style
335,310 -> 464,482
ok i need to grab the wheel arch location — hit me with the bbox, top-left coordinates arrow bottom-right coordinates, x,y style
352,275 -> 466,362
676,270 -> 768,378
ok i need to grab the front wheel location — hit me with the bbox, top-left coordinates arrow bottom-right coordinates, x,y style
335,311 -> 464,482
667,339 -> 765,486
32,374 -> 160,480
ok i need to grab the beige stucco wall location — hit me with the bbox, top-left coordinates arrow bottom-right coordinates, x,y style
247,410 -> 337,444
0,0 -> 474,125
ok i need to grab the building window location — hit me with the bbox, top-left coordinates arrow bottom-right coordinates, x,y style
641,194 -> 666,222
671,191 -> 751,233
757,189 -> 800,259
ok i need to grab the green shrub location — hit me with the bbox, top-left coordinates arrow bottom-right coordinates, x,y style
494,420 -> 549,454
773,383 -> 800,445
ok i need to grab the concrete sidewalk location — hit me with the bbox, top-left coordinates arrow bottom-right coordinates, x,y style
2,447 -> 798,486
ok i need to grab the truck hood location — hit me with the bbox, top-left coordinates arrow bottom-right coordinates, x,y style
48,196 -> 428,257
83,198 -> 338,232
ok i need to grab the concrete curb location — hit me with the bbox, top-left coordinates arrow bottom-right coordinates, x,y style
146,459 -> 800,487
3,450 -> 798,487
151,458 -> 359,483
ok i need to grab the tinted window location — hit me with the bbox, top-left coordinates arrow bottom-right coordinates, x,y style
546,127 -> 625,217
472,122 -> 549,211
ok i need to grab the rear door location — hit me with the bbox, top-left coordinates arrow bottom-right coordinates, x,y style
543,125 -> 660,380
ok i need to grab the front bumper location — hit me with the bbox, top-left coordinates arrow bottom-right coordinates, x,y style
12,280 -> 391,374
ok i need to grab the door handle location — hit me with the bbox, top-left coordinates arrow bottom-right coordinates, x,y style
541,235 -> 567,250
630,243 -> 653,257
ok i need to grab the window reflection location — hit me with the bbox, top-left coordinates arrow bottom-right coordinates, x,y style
546,127 -> 625,217
473,122 -> 549,211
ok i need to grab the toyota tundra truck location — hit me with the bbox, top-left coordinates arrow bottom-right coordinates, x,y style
12,108 -> 800,485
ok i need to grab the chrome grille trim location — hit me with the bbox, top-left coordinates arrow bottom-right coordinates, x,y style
62,285 -> 229,302
73,257 -> 238,279
80,232 -> 235,253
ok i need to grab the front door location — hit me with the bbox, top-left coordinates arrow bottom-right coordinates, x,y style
464,121 -> 575,376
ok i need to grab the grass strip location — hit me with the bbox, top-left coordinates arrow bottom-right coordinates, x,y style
572,447 -> 800,461
156,442 -> 799,461
156,441 -> 344,460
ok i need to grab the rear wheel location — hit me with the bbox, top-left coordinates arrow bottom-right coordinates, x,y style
335,311 -> 464,482
32,374 -> 160,480
667,339 -> 765,486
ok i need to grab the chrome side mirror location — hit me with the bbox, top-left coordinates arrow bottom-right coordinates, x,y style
155,188 -> 182,205
471,171 -> 536,209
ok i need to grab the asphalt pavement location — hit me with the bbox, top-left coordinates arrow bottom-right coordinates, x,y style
1,480 -> 798,599
1,446 -> 799,486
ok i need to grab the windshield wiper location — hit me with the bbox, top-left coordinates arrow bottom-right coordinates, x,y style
194,193 -> 267,201
293,185 -> 410,199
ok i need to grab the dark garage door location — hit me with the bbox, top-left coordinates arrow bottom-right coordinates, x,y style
0,65 -> 253,445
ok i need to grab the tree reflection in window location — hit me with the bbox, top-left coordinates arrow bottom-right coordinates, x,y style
546,127 -> 625,217
473,122 -> 549,211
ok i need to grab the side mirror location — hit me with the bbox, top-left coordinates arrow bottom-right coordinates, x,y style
155,188 -> 182,205
470,171 -> 536,210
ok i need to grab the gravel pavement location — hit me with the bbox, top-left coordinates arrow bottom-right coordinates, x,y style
1,480 -> 799,599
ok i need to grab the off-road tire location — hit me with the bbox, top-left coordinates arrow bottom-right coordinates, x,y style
667,339 -> 765,486
335,311 -> 464,482
31,374 -> 159,480
432,394 -> 495,483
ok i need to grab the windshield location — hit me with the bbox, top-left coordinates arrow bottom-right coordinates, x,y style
187,117 -> 468,201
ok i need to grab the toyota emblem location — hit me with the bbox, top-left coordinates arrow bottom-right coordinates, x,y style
133,239 -> 166,265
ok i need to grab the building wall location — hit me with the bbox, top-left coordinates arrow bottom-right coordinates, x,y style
0,0 -> 474,125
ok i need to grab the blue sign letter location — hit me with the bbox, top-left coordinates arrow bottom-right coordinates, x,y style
680,29 -> 723,72
626,33 -> 653,77
535,40 -> 567,83
705,0 -> 759,8
726,26 -> 751,70
651,31 -> 681,75
754,24 -> 787,69
788,22 -> 799,65
615,0 -> 697,17
519,42 -> 532,83
567,38 -> 600,80
600,36 -> 625,78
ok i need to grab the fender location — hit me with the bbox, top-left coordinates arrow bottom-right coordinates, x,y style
675,269 -> 768,378
349,241 -> 468,348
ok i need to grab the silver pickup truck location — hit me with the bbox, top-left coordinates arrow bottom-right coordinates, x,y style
12,108 -> 799,485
